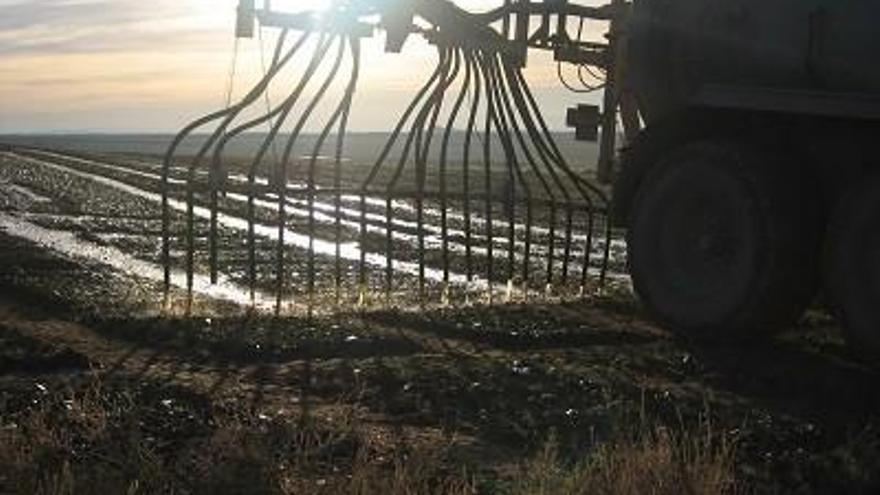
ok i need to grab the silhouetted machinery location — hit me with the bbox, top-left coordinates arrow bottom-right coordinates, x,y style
169,1 -> 880,356
617,0 -> 880,358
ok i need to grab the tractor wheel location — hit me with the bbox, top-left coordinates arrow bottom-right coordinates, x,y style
626,140 -> 820,339
826,174 -> 880,359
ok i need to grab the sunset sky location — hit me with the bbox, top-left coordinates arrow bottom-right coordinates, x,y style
0,0 -> 605,133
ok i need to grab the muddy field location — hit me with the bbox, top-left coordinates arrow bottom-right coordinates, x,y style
0,147 -> 624,310
1,146 -> 879,494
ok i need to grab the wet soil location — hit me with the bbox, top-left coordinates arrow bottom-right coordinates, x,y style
2,233 -> 880,493
1,148 -> 623,306
1,148 -> 879,493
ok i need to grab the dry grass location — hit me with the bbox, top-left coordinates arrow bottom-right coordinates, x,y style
0,374 -> 740,495
510,424 -> 740,495
0,376 -> 477,495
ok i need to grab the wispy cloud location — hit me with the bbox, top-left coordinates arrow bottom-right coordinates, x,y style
0,1 -> 601,132
0,0 -> 169,31
0,1 -> 239,131
0,0 -> 228,54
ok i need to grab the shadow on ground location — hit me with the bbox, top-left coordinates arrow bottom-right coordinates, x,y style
2,255 -> 880,494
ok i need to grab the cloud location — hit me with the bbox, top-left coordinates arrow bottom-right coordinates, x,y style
0,0 -> 172,29
0,0 -> 230,55
0,1 -> 604,132
0,1 -> 237,132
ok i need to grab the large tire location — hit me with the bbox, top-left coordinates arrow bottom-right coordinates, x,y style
826,174 -> 880,359
613,112 -> 710,227
627,140 -> 820,339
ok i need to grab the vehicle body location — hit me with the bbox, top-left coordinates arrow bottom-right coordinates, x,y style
196,0 -> 880,355
613,0 -> 880,353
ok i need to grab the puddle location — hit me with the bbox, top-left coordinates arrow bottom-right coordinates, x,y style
29,150 -> 618,251
0,212 -> 276,309
8,150 -> 631,295
9,152 -> 492,289
17,151 -> 627,266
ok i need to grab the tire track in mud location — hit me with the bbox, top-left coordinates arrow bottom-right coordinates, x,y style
48,150 -> 617,246
2,149 -> 630,314
14,149 -> 629,282
4,151 -> 491,287
26,148 -> 624,262
0,214 -> 277,309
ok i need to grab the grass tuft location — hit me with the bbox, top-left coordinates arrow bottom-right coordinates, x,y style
510,420 -> 740,495
1,377 -> 740,494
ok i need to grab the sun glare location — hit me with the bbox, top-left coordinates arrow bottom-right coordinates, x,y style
265,0 -> 335,13
191,0 -> 336,27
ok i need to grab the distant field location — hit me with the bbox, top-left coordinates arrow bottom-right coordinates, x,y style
0,132 -> 602,174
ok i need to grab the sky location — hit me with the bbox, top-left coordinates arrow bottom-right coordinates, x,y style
0,0 -> 605,133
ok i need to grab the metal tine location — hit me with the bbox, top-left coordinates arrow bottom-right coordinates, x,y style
204,29 -> 314,303
560,207 -> 574,284
492,55 -> 561,297
384,60 -> 443,304
264,34 -> 337,312
164,114 -> 222,302
334,39 -> 360,308
209,29 -> 313,296
515,67 -> 608,190
383,199 -> 392,303
498,55 -> 557,295
218,30 -> 333,308
301,37 -> 360,315
581,211 -> 596,291
483,55 -> 520,296
481,52 -> 530,298
380,47 -> 454,305
501,66 -> 565,258
599,210 -> 613,288
462,51 -> 482,296
187,34 -> 299,307
209,30 -> 292,287
273,36 -> 347,315
160,29 -> 299,308
260,33 -> 335,311
508,96 -> 584,290
156,10 -> 619,316
500,62 -> 576,289
439,49 -> 473,303
499,67 -> 590,291
415,49 -> 461,305
356,55 -> 448,307
545,201 -> 558,290
512,69 -> 611,292
185,163 -> 196,311
476,52 -> 495,301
